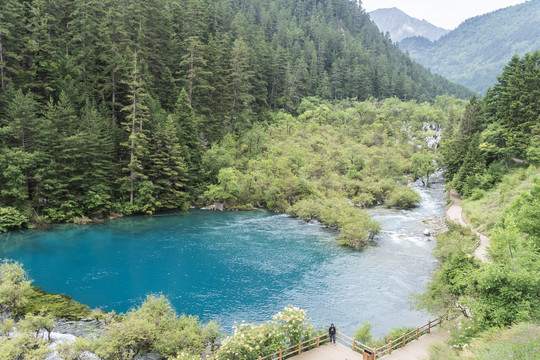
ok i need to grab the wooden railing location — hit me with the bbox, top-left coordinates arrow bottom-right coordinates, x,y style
335,331 -> 373,355
259,333 -> 330,360
258,313 -> 452,359
372,313 -> 450,358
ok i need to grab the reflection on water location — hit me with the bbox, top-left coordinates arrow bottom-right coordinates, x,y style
0,180 -> 445,336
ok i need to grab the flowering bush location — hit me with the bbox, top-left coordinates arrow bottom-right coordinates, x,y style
216,306 -> 320,360
272,306 -> 318,347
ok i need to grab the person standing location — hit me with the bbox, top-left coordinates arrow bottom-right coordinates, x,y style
329,323 -> 336,344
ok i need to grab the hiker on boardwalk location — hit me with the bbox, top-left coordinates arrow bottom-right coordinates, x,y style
329,323 -> 336,344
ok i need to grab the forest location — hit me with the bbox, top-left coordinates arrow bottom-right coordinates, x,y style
0,0 -> 473,236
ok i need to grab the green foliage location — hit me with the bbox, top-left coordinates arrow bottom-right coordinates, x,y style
468,323 -> 540,360
353,322 -> 373,345
417,168 -> 540,347
0,206 -> 27,232
94,294 -> 207,360
19,312 -> 55,341
0,259 -> 33,315
461,167 -> 537,233
21,286 -> 91,320
385,186 -> 420,209
57,337 -> 93,360
0,0 -> 472,228
201,98 -> 449,249
0,331 -> 50,360
442,52 -> 539,199
216,306 -> 319,360
203,320 -> 222,351
431,223 -> 477,262
290,197 -> 380,250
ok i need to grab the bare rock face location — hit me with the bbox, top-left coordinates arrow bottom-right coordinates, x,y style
369,7 -> 449,42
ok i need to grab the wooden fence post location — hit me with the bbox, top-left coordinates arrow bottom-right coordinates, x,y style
316,335 -> 320,348
416,328 -> 419,340
352,339 -> 356,351
428,320 -> 431,333
389,340 -> 393,354
402,335 -> 405,347
279,349 -> 283,360
298,343 -> 301,355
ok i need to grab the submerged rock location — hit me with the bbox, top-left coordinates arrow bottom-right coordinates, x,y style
423,228 -> 431,236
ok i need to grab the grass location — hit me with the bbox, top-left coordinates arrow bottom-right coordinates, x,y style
461,166 -> 538,234
428,323 -> 540,360
473,323 -> 540,360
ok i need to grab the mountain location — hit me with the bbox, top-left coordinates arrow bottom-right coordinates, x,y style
369,7 -> 449,42
399,0 -> 540,94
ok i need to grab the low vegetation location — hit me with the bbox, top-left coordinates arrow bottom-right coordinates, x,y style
413,167 -> 540,359
428,322 -> 540,360
200,96 -> 453,248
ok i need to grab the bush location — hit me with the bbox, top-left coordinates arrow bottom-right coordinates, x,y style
289,197 -> 380,250
353,322 -> 373,345
94,295 -> 206,360
216,306 -> 319,360
0,259 -> 33,316
0,206 -> 27,232
385,186 -> 420,209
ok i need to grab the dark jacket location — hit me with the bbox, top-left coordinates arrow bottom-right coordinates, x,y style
329,325 -> 336,335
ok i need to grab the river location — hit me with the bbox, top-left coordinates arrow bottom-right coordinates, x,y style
0,179 -> 445,336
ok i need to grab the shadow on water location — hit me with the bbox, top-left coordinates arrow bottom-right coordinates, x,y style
0,180 -> 445,336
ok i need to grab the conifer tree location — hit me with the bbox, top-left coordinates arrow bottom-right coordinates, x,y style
149,116 -> 189,209
228,38 -> 254,132
121,51 -> 149,205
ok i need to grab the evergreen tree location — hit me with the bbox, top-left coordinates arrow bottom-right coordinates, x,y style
148,116 -> 189,209
121,51 -> 149,205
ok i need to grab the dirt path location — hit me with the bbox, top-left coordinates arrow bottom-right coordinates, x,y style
446,190 -> 490,262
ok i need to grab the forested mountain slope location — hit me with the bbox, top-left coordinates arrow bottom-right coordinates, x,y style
399,0 -> 540,94
0,0 -> 472,227
369,7 -> 448,42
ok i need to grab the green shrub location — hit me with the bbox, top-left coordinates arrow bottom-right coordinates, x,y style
0,259 -> 33,315
289,197 -> 380,250
216,306 -> 319,360
353,322 -> 373,345
94,295 -> 206,360
385,186 -> 420,209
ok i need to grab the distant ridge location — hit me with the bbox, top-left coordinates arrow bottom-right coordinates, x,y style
369,7 -> 449,42
399,0 -> 540,94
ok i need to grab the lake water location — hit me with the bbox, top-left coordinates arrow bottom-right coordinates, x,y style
0,181 -> 446,336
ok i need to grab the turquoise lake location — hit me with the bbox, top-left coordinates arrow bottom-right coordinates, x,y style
0,181 -> 445,336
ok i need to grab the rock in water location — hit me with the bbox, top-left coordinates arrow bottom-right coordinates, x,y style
423,229 -> 431,236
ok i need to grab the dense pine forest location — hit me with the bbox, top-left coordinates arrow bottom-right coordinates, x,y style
0,0 -> 473,232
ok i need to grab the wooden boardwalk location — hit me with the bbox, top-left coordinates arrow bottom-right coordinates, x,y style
290,343 -> 364,360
